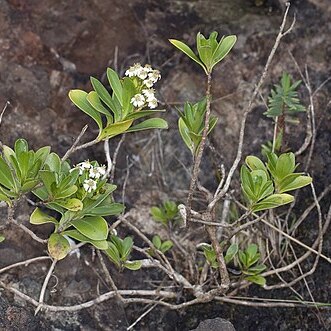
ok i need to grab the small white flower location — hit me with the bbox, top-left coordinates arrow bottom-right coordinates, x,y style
131,94 -> 146,108
144,64 -> 153,72
148,98 -> 158,109
143,79 -> 154,88
148,70 -> 161,83
83,179 -> 97,193
72,161 -> 91,175
89,166 -> 106,179
125,63 -> 143,77
137,67 -> 150,80
142,88 -> 155,101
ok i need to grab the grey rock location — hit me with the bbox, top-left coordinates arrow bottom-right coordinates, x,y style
191,318 -> 236,331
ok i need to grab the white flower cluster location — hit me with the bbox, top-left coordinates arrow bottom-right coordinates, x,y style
72,161 -> 106,193
125,63 -> 161,109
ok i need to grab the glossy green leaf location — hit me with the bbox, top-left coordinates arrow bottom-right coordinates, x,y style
90,77 -> 119,118
14,139 -> 28,155
126,118 -> 168,133
152,235 -> 162,249
86,91 -> 113,119
0,157 -> 16,190
278,175 -> 312,193
245,156 -> 268,174
169,39 -> 206,73
161,240 -> 173,253
30,207 -> 58,225
224,243 -> 238,264
84,203 -> 124,217
105,242 -> 121,267
107,68 -> 123,105
55,198 -> 83,211
55,185 -> 78,200
71,216 -> 108,241
39,170 -> 56,196
69,89 -> 103,134
245,275 -> 266,286
252,193 -> 294,212
99,119 -> 133,140
178,118 -> 194,153
48,233 -> 71,260
45,153 -> 61,173
122,77 -> 135,118
62,229 -> 108,250
122,237 -> 133,260
211,35 -> 237,70
124,260 -> 142,271
21,179 -> 40,193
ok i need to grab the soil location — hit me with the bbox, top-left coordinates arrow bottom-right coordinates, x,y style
0,0 -> 330,330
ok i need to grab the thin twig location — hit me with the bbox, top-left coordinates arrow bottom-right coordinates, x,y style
35,259 -> 58,315
61,125 -> 88,161
209,3 -> 294,211
0,256 -> 51,274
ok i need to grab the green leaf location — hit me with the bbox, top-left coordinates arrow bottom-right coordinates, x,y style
21,179 -> 40,193
35,146 -> 51,164
122,237 -> 133,260
55,185 -> 78,200
245,275 -> 266,286
0,157 -> 16,190
169,39 -> 206,73
126,118 -> 168,133
107,68 -> 123,105
124,260 -> 142,271
90,77 -> 119,119
246,264 -> 267,275
48,233 -> 71,260
39,170 -> 56,196
69,89 -> 103,134
44,153 -> 61,173
178,118 -> 194,154
14,139 -> 28,155
224,243 -> 238,264
55,198 -> 83,211
122,77 -> 135,118
71,216 -> 109,241
245,156 -> 268,174
278,175 -> 312,193
30,207 -> 59,225
86,91 -> 113,119
160,240 -> 173,253
99,119 -> 133,140
252,193 -> 294,212
152,235 -> 162,249
211,35 -> 237,70
0,234 -> 5,243
105,242 -> 121,267
62,229 -> 108,250
84,203 -> 124,216
275,152 -> 296,180
246,244 -> 258,259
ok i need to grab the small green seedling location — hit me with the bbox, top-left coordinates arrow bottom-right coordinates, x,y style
241,152 -> 312,212
198,242 -> 238,269
105,235 -> 142,271
0,139 -> 50,205
238,244 -> 266,286
265,72 -> 305,151
69,64 -> 168,141
170,31 -> 237,75
150,200 -> 179,226
178,98 -> 218,155
149,235 -> 173,255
